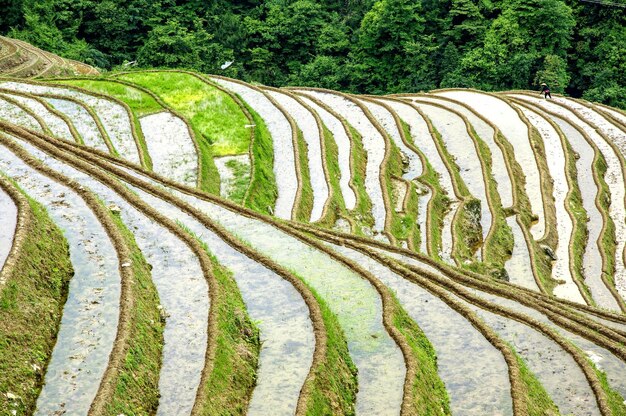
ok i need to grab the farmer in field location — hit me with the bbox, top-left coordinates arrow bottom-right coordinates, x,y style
539,82 -> 552,99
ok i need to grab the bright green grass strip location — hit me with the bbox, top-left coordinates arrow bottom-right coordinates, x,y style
295,129 -> 314,223
105,206 -> 164,414
562,138 -> 594,302
0,191 -> 73,415
493,131 -> 559,294
385,136 -> 420,246
57,79 -> 162,116
594,153 -> 618,297
430,125 -> 483,263
315,125 -> 348,228
243,103 -> 278,215
513,351 -> 560,416
301,285 -> 358,415
593,362 -> 626,416
224,158 -> 251,205
464,126 -> 513,279
392,293 -> 451,415
117,72 -> 250,156
180,225 -> 260,414
348,125 -> 375,235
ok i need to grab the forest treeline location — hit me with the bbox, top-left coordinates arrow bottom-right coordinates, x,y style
1,0 -> 625,107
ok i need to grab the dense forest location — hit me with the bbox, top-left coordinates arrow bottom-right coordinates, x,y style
1,0 -> 625,107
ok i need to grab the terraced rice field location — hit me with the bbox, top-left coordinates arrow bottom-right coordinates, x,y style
1,63 -> 626,416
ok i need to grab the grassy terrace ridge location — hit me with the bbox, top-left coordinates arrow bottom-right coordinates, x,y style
242,101 -> 278,215
103,200 -> 164,415
347,125 -> 376,235
294,128 -> 314,223
0,178 -> 73,415
114,71 -> 250,157
312,125 -> 349,228
466,124 -> 514,277
400,116 -> 449,259
180,226 -> 260,416
56,79 -> 163,116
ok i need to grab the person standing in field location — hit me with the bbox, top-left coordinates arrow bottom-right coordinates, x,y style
539,82 -> 552,99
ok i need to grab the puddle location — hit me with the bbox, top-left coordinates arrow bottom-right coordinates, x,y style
0,185 -> 17,273
297,95 -> 356,210
411,102 -> 491,244
0,94 -> 42,132
210,77 -> 297,220
510,94 -> 626,303
518,105 -> 583,303
267,90 -> 329,222
139,111 -> 197,187
436,90 -> 546,240
365,98 -> 423,180
0,82 -> 141,165
413,95 -> 514,208
326,242 -> 513,416
441,202 -> 458,264
4,94 -> 74,141
295,90 -> 388,235
44,98 -> 110,153
0,143 -> 120,416
12,137 -> 209,415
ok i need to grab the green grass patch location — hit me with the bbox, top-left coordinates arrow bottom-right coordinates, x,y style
514,351 -> 560,416
295,129 -> 314,223
0,190 -> 73,415
180,225 -> 260,415
593,361 -> 626,416
562,138 -> 594,302
315,125 -> 349,228
300,285 -> 358,415
347,125 -> 375,235
57,79 -> 162,116
116,71 -> 250,156
392,293 -> 451,415
105,204 -> 164,414
464,126 -> 513,279
224,158 -> 251,205
243,103 -> 278,215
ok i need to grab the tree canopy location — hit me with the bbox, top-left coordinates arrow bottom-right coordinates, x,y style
1,0 -> 625,107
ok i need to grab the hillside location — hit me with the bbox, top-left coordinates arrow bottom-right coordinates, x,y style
1,67 -> 626,415
2,0 -> 625,108
0,36 -> 98,78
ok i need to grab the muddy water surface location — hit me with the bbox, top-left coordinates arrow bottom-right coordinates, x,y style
436,90 -> 546,240
45,98 -> 109,152
0,143 -> 120,416
122,184 -> 316,416
326,242 -> 513,416
297,94 -> 356,210
5,94 -> 74,141
13,138 -> 208,415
